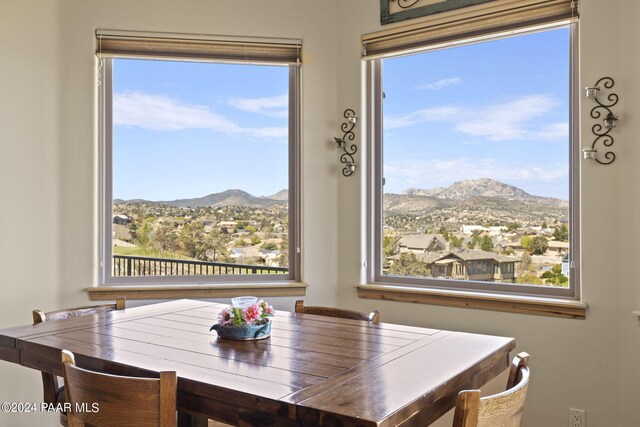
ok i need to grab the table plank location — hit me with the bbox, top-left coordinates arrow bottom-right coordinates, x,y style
159,313 -> 401,353
296,332 -> 515,427
133,317 -> 382,361
116,320 -> 366,369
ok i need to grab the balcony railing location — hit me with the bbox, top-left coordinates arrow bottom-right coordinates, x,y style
113,255 -> 288,277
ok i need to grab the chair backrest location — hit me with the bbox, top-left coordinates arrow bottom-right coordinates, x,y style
452,352 -> 530,427
33,297 -> 126,324
62,350 -> 177,427
295,300 -> 380,324
32,297 -> 126,405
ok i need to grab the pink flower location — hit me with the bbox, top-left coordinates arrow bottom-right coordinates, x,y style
242,303 -> 262,323
216,308 -> 231,324
259,300 -> 275,316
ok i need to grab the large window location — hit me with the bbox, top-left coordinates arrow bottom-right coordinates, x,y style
99,33 -> 300,285
368,22 -> 579,299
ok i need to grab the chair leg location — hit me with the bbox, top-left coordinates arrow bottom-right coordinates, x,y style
177,411 -> 208,427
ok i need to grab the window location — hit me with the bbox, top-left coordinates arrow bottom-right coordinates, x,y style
99,32 -> 300,285
367,19 -> 580,300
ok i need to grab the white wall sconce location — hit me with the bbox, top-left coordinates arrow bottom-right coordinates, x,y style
584,77 -> 619,165
334,109 -> 358,177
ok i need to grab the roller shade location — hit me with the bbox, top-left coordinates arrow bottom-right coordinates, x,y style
363,0 -> 577,59
96,30 -> 302,65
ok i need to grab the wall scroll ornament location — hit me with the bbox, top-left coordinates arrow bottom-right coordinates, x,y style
333,109 -> 357,177
583,77 -> 619,165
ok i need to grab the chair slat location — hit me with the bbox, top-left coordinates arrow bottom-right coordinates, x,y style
295,300 -> 380,324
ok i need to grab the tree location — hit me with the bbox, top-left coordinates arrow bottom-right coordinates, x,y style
553,224 -> 569,242
178,222 -> 208,259
520,236 -> 532,251
450,235 -> 464,249
516,272 -> 543,285
388,253 -> 430,277
383,235 -> 399,256
479,236 -> 493,252
467,232 -> 481,249
246,225 -> 257,234
529,236 -> 549,255
251,236 -> 261,245
261,242 -> 278,251
507,222 -> 520,232
233,238 -> 248,247
520,252 -> 532,272
541,264 -> 569,287
154,222 -> 178,252
134,218 -> 153,248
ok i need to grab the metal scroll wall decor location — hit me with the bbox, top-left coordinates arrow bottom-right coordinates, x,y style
583,77 -> 619,165
333,109 -> 358,177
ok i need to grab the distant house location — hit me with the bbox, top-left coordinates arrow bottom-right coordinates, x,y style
460,225 -> 490,235
217,220 -> 237,232
562,253 -> 570,276
259,250 -> 280,266
399,234 -> 448,253
416,249 -> 519,283
112,214 -> 129,225
547,240 -> 569,256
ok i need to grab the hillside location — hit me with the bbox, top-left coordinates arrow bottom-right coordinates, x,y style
405,178 -> 567,208
119,189 -> 288,208
385,179 -> 568,227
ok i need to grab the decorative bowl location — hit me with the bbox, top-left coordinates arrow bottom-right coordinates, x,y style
210,319 -> 272,341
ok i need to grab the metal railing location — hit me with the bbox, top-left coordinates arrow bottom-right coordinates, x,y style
113,255 -> 288,276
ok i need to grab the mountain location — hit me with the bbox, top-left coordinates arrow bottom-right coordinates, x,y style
384,179 -> 568,226
404,179 -> 567,209
119,189 -> 287,208
264,189 -> 289,201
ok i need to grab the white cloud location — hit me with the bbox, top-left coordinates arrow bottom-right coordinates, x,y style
384,94 -> 567,142
113,92 -> 287,139
454,95 -> 560,141
417,77 -> 462,90
385,106 -> 461,129
228,94 -> 288,118
385,157 -> 568,190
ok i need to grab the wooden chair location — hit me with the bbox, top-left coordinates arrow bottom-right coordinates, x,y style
61,349 -> 177,427
452,352 -> 531,427
32,297 -> 125,426
295,300 -> 380,324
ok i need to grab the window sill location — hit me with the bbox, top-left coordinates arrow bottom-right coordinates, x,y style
87,282 -> 307,301
357,284 -> 587,319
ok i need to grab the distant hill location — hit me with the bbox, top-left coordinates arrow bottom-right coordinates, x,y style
385,179 -> 568,225
264,189 -> 289,201
404,179 -> 567,208
119,189 -> 288,208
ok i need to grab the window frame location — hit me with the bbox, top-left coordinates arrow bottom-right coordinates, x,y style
366,21 -> 581,300
98,57 -> 301,286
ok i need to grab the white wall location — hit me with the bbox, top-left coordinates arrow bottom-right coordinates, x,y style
0,0 -> 638,426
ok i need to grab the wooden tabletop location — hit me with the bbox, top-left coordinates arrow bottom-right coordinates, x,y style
0,299 -> 515,427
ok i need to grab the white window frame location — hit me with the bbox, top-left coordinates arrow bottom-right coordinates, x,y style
99,58 -> 301,286
366,22 -> 581,300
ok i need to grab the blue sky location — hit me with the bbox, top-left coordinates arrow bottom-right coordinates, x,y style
112,60 -> 289,201
113,26 -> 570,201
383,26 -> 570,199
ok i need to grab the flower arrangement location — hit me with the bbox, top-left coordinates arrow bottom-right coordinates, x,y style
215,299 -> 275,327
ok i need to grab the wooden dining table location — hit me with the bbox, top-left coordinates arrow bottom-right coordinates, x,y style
0,299 -> 515,426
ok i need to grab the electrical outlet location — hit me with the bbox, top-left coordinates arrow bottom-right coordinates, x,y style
569,408 -> 585,427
